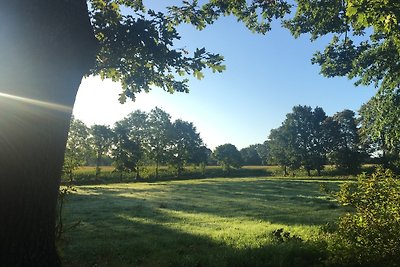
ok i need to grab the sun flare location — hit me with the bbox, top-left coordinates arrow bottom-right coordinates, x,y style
0,92 -> 72,113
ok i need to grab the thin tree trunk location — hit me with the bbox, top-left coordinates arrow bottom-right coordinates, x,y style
95,151 -> 101,178
156,160 -> 159,179
136,166 -> 141,180
0,1 -> 96,266
177,165 -> 182,178
201,162 -> 206,177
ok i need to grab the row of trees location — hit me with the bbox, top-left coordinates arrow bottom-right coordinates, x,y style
267,104 -> 400,176
67,104 -> 400,178
66,112 -> 277,177
65,108 -> 211,179
66,110 -> 272,178
268,106 -> 362,176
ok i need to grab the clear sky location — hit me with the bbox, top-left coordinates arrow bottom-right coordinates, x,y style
73,12 -> 376,150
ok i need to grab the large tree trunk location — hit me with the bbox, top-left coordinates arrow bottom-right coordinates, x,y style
0,1 -> 96,266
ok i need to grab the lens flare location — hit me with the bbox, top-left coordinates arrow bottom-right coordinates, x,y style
0,92 -> 72,113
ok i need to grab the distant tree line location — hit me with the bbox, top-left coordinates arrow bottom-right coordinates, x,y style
64,107 -> 210,179
267,105 -> 400,176
65,104 -> 400,179
267,106 -> 363,176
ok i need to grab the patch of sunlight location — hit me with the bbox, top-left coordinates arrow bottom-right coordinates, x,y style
74,188 -> 102,196
119,209 -> 319,249
296,194 -> 330,200
117,214 -> 157,225
118,210 -> 272,248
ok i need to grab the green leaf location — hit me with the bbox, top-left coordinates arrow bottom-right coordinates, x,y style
193,70 -> 204,80
118,93 -> 127,104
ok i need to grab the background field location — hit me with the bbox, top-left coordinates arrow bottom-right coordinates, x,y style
60,176 -> 345,267
66,165 -> 373,185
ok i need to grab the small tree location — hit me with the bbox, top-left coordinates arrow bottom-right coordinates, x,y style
252,142 -> 270,165
90,124 -> 113,178
328,109 -> 364,174
269,106 -> 330,176
121,110 -> 150,179
111,121 -> 141,179
240,146 -> 262,165
170,119 -> 203,177
63,117 -> 91,181
268,125 -> 300,176
192,145 -> 212,176
148,107 -> 173,178
213,144 -> 243,172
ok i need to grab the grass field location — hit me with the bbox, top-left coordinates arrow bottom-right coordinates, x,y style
59,176 -> 345,267
67,164 -> 369,185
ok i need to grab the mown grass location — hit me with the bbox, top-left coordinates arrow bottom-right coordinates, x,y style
59,177 -> 344,267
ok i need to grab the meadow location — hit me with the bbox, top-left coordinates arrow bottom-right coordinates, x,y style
59,175 -> 347,267
65,164 -> 369,185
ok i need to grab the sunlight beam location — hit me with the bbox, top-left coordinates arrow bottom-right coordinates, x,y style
0,92 -> 72,113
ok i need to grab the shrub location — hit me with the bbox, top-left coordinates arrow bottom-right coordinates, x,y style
329,168 -> 400,266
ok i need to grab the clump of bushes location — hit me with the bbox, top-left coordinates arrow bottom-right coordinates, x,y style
328,168 -> 400,266
271,228 -> 303,243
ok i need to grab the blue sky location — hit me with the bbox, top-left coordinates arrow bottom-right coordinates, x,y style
73,10 -> 376,150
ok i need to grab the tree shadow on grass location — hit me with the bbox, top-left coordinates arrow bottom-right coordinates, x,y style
61,208 -> 328,267
61,179 -> 343,266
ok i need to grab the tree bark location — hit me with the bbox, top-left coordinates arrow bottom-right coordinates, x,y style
0,1 -> 96,266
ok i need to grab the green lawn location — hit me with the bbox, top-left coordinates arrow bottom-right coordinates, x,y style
60,177 -> 344,267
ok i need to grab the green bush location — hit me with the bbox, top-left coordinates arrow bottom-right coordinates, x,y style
329,168 -> 400,266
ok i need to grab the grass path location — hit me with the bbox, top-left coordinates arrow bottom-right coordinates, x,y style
60,177 -> 344,267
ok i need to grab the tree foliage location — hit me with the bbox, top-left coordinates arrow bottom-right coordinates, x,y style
240,146 -> 262,166
359,93 -> 400,169
251,142 -> 270,165
269,106 -> 330,176
90,124 -> 113,177
331,168 -> 400,266
329,109 -> 364,173
116,110 -> 150,179
268,106 -> 365,175
285,0 -> 400,151
213,143 -> 243,171
147,107 -> 174,178
170,119 -> 203,177
111,120 -> 142,175
65,108 -> 207,179
88,0 -> 291,102
286,0 -> 400,90
268,125 -> 298,175
63,117 -> 91,180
